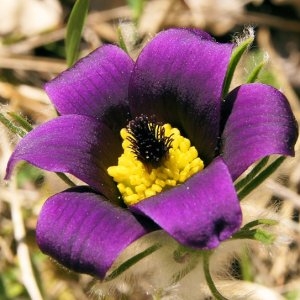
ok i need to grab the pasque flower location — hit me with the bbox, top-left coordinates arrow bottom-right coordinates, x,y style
6,28 -> 298,278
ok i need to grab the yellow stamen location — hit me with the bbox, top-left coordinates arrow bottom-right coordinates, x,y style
107,123 -> 204,205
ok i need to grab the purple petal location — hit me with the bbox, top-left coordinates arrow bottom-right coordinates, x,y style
36,188 -> 148,278
45,45 -> 134,131
222,83 -> 298,180
6,115 -> 122,202
129,28 -> 234,162
131,157 -> 242,249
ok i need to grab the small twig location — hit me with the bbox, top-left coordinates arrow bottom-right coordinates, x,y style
1,130 -> 43,300
9,179 -> 43,300
203,251 -> 228,300
139,0 -> 179,34
87,6 -> 132,24
0,236 -> 15,263
0,55 -> 66,73
0,28 -> 66,55
236,12 -> 300,33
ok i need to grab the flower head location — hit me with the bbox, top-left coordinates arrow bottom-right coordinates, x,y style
5,28 -> 298,278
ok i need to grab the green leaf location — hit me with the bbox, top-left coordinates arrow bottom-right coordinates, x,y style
254,228 -> 276,244
241,219 -> 278,231
55,172 -> 76,187
105,243 -> 162,281
117,26 -> 129,53
127,0 -> 144,22
0,113 -> 26,137
244,50 -> 280,88
65,0 -> 89,66
246,59 -> 265,83
222,35 -> 254,97
233,228 -> 276,244
7,112 -> 33,132
238,156 -> 286,201
235,156 -> 269,191
233,219 -> 277,245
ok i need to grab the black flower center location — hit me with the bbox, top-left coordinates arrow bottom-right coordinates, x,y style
127,115 -> 173,168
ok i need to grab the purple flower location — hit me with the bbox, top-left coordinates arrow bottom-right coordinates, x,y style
6,29 -> 298,278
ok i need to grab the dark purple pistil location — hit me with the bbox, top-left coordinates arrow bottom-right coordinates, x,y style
127,115 -> 173,168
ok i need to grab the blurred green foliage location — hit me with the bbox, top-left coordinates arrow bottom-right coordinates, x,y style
16,163 -> 44,189
0,269 -> 27,299
127,0 -> 144,22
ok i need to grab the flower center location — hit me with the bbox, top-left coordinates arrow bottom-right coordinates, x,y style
126,115 -> 173,168
107,115 -> 204,205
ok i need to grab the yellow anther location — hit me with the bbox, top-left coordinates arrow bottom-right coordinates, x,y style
135,184 -> 146,194
155,179 -> 166,187
107,122 -> 204,205
145,189 -> 157,198
152,184 -> 163,193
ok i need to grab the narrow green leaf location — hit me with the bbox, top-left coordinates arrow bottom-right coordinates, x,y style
246,59 -> 265,83
245,50 -> 279,88
65,0 -> 89,66
238,156 -> 286,201
7,112 -> 33,132
233,219 -> 278,246
0,113 -> 26,137
105,243 -> 162,281
56,172 -> 76,187
233,227 -> 276,244
241,219 -> 278,231
222,36 -> 254,97
235,156 -> 269,191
